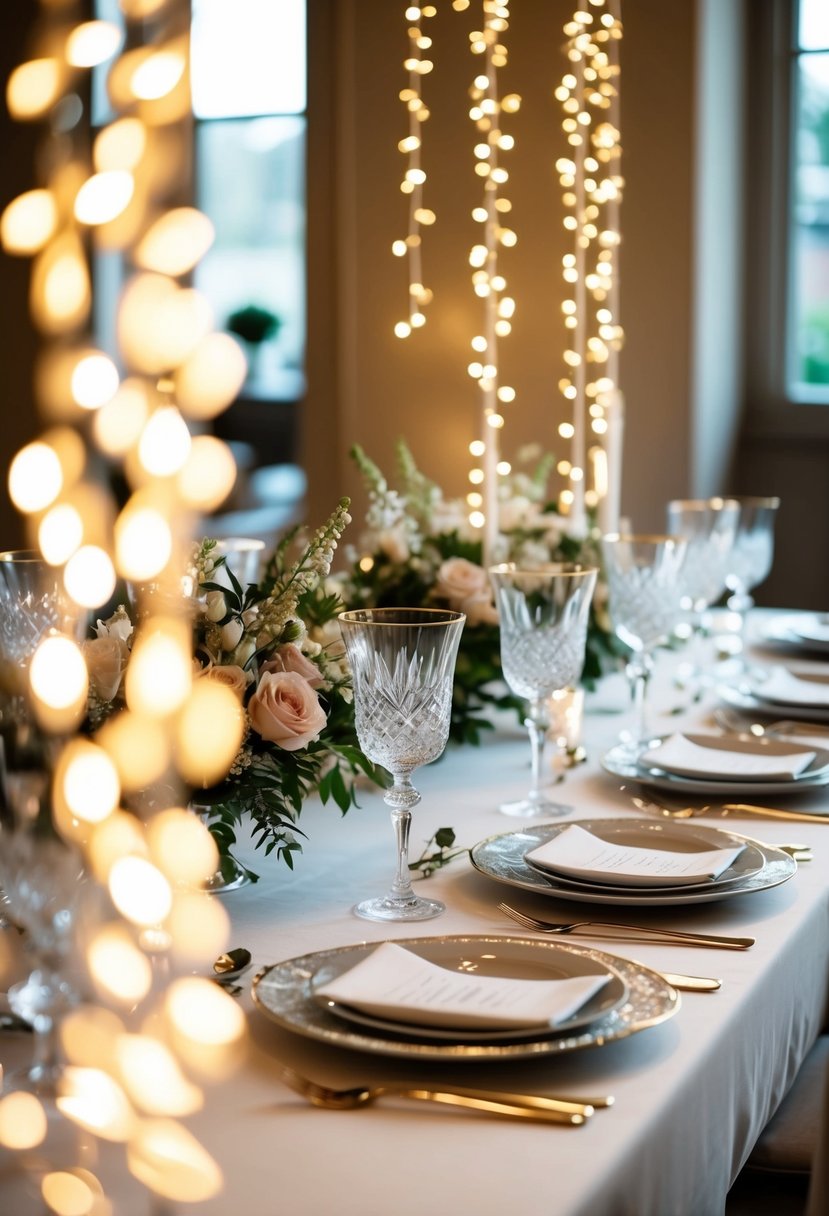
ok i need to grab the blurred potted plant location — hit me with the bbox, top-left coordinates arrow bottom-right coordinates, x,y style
226,304 -> 282,383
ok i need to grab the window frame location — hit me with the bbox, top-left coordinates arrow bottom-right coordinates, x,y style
744,0 -> 829,438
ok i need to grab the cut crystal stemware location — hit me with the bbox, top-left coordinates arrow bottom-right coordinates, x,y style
339,607 -> 465,922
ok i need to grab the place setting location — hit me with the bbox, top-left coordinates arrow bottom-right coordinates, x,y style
758,612 -> 829,655
718,662 -> 829,725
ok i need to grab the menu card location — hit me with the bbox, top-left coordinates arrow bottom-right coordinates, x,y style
756,667 -> 829,709
314,941 -> 610,1030
641,733 -> 816,780
525,824 -> 745,888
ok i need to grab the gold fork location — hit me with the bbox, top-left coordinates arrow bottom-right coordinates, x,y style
274,1063 -> 612,1125
497,901 -> 754,950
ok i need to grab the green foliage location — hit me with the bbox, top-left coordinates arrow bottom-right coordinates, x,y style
226,304 -> 281,345
408,827 -> 468,879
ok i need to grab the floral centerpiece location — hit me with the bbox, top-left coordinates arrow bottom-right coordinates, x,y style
83,499 -> 386,881
339,442 -> 623,744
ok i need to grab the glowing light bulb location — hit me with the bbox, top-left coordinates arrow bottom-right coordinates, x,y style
70,352 -> 120,410
115,505 -> 172,581
74,171 -> 135,226
138,407 -> 191,477
64,546 -> 117,609
39,504 -> 84,566
8,441 -> 63,512
1,189 -> 57,254
66,20 -> 123,67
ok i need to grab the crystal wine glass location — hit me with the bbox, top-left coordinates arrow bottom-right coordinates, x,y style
489,564 -> 597,817
338,607 -> 465,922
723,496 -> 781,657
667,498 -> 739,681
600,534 -> 688,759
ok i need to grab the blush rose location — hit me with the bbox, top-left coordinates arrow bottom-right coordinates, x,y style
248,671 -> 327,751
260,644 -> 324,689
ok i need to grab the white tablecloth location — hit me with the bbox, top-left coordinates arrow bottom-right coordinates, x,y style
4,617 -> 829,1215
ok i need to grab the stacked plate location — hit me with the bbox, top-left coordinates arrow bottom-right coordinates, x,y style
251,934 -> 680,1061
470,818 -> 798,908
718,664 -> 829,724
761,613 -> 829,655
602,730 -> 829,798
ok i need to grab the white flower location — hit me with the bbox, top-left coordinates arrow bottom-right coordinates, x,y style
221,618 -> 244,651
499,495 -> 540,532
205,590 -> 227,622
95,605 -> 133,644
377,526 -> 411,565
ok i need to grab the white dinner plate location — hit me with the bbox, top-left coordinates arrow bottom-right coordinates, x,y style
470,820 -> 797,908
761,614 -> 829,654
602,737 -> 829,798
718,680 -> 829,726
523,820 -> 765,896
251,935 -> 679,1061
310,945 -> 629,1043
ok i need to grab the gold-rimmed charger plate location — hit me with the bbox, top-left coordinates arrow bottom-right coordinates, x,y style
251,935 -> 679,1062
470,820 -> 797,907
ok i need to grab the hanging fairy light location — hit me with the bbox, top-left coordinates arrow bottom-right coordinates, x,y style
555,0 -> 623,535
465,0 -> 518,565
392,3 -> 437,339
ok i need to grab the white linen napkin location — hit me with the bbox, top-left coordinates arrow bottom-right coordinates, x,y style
314,941 -> 610,1030
525,824 -> 745,888
640,733 -> 816,780
756,667 -> 829,708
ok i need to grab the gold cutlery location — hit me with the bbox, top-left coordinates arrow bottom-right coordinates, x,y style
497,901 -> 755,950
632,793 -> 827,827
274,1063 -> 610,1125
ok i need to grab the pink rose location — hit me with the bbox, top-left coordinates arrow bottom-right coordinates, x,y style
83,636 -> 126,702
196,663 -> 248,700
261,644 -> 324,689
248,671 -> 327,751
435,557 -> 498,626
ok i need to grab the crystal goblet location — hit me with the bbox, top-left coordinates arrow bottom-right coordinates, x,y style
489,563 -> 597,817
723,496 -> 781,657
601,533 -> 688,759
667,498 -> 739,680
338,607 -> 465,922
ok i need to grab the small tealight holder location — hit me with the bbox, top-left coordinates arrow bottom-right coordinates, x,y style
548,686 -> 586,776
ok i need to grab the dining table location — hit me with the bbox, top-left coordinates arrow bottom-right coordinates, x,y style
3,610 -> 829,1216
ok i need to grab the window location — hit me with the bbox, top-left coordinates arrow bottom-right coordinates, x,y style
790,0 -> 829,400
93,0 -> 307,404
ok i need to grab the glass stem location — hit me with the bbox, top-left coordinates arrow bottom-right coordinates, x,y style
626,651 -> 654,749
727,586 -> 755,656
388,807 -> 415,904
526,697 -> 550,801
29,1005 -> 61,1090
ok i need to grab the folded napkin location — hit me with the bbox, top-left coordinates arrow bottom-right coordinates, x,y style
314,941 -> 610,1030
757,667 -> 829,708
641,733 -> 816,781
525,824 -> 745,888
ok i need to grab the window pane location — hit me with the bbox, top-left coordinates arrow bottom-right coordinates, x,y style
799,0 -> 829,52
792,52 -> 829,390
194,117 -> 306,399
191,0 -> 306,119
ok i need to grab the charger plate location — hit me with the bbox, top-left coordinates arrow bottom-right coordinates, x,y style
252,935 -> 679,1061
470,820 -> 797,908
602,737 -> 829,797
718,681 -> 829,726
761,614 -> 829,654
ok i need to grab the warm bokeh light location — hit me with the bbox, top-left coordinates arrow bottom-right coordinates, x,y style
92,377 -> 152,457
117,1035 -> 203,1117
56,739 -> 120,826
87,923 -> 153,1004
8,440 -> 63,512
177,435 -> 237,511
136,405 -> 193,476
70,352 -> 120,410
6,58 -> 63,120
115,503 -> 173,580
31,231 -> 91,334
64,545 -> 117,609
166,977 -> 246,1048
41,1170 -> 97,1216
176,680 -> 245,787
39,503 -> 84,565
0,1092 -> 48,1149
87,812 -> 147,883
166,892 -> 229,965
66,20 -> 123,68
173,333 -> 247,421
147,808 -> 219,887
128,1119 -> 222,1203
61,1004 -> 125,1071
1,188 -> 58,254
57,1067 -> 136,1142
96,711 -> 171,791
118,274 -> 212,375
126,617 -> 192,717
135,208 -> 215,277
131,50 -> 186,101
94,117 -> 147,173
109,855 -> 173,927
43,424 -> 87,488
30,635 -> 89,724
74,171 -> 135,226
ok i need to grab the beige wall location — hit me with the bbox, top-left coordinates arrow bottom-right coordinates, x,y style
305,0 -> 699,535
